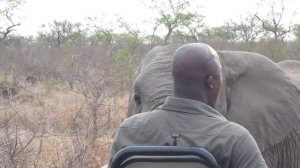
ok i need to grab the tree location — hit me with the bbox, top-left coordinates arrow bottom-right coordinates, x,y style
200,26 -> 236,43
39,20 -> 84,48
0,0 -> 25,45
253,0 -> 297,60
227,15 -> 264,43
149,0 -> 203,45
182,15 -> 204,42
37,20 -> 86,89
255,0 -> 295,41
293,24 -> 300,41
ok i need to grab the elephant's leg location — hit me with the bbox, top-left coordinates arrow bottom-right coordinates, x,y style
262,125 -> 300,168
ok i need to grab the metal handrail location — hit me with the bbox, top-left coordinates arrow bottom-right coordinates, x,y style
111,146 -> 219,168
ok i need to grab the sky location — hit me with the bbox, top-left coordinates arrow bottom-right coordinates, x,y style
13,0 -> 300,36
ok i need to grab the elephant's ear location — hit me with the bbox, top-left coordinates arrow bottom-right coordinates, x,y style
218,51 -> 300,152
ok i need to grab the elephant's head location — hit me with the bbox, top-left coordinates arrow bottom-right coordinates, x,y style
128,45 -> 177,117
128,45 -> 300,155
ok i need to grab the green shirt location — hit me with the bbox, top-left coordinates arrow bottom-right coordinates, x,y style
109,96 -> 267,168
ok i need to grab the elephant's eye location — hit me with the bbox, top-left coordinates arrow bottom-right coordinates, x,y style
133,94 -> 141,105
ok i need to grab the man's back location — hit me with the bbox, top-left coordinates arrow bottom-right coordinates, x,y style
109,96 -> 267,168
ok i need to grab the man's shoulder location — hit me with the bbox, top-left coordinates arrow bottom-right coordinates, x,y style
221,120 -> 251,137
121,110 -> 164,128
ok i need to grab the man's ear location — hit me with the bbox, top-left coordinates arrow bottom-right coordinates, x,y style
207,75 -> 214,89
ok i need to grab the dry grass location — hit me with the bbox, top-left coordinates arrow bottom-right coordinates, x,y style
0,82 -> 128,167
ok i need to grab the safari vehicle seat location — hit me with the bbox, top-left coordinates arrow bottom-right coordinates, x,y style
110,146 -> 219,168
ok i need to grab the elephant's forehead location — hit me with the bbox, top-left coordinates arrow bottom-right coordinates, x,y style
135,51 -> 174,85
135,63 -> 173,93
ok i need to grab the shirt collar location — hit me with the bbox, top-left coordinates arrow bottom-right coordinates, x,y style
158,96 -> 226,120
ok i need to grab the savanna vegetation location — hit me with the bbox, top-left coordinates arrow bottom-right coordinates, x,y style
0,0 -> 299,167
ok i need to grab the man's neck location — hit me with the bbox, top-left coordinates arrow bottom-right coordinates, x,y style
174,90 -> 208,104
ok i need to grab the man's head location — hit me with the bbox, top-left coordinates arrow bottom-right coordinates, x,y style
172,43 -> 222,108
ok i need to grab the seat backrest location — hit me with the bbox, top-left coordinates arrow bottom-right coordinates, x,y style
125,161 -> 209,168
111,146 -> 219,168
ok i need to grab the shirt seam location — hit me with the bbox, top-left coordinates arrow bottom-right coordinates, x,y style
161,96 -> 225,118
159,107 -> 225,120
120,125 -> 245,136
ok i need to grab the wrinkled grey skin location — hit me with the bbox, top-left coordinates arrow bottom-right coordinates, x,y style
128,45 -> 300,168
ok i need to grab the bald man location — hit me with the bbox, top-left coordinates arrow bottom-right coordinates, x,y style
108,43 -> 267,168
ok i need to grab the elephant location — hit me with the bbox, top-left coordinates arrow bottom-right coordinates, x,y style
277,60 -> 300,88
127,44 -> 300,168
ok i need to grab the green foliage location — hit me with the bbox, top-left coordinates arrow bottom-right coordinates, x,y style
0,80 -> 11,88
149,0 -> 204,44
212,27 -> 234,41
115,33 -> 141,50
89,28 -> 114,45
256,40 -> 290,62
200,26 -> 235,42
2,62 -> 16,82
293,24 -> 300,41
1,1 -> 300,90
255,0 -> 293,41
43,77 -> 57,85
42,77 -> 58,92
112,32 -> 142,89
227,15 -> 263,43
114,48 -> 129,64
38,20 -> 85,48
